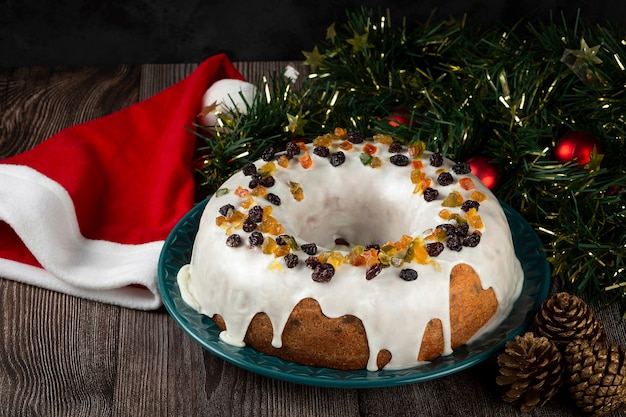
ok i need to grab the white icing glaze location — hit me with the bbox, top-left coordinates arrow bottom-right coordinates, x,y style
177,137 -> 524,371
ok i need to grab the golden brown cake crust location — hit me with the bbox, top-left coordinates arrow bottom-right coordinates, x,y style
213,263 -> 497,370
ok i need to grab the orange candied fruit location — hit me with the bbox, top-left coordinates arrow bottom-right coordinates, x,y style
459,177 -> 475,190
296,141 -> 307,151
339,141 -> 353,151
277,154 -> 290,168
424,227 -> 447,242
362,248 -> 380,267
346,246 -> 366,266
363,142 -> 378,155
298,151 -> 313,169
439,209 -> 452,220
261,237 -> 277,255
466,208 -> 484,229
470,191 -> 487,202
273,244 -> 291,258
394,234 -> 414,251
240,196 -> 255,209
372,133 -> 393,145
334,127 -> 348,139
313,134 -> 333,148
234,186 -> 250,198
412,159 -> 424,169
410,238 -> 429,265
407,141 -> 426,158
251,185 -> 268,197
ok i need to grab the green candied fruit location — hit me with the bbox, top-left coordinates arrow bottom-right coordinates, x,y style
215,187 -> 229,197
359,152 -> 373,165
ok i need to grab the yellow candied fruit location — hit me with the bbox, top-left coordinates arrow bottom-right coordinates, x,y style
411,238 -> 429,265
259,161 -> 276,175
313,134 -> 333,147
466,208 -> 484,229
339,141 -> 353,151
346,245 -> 366,266
441,190 -> 464,207
234,186 -> 250,198
289,181 -> 304,201
439,209 -> 452,220
296,141 -> 307,151
470,191 -> 487,202
327,252 -> 345,269
226,210 -> 246,229
298,151 -> 313,169
370,156 -> 382,168
268,261 -> 284,272
215,215 -> 228,228
251,185 -> 268,197
262,237 -> 277,255
262,206 -> 273,220
424,227 -> 447,242
259,216 -> 285,235
410,169 -> 424,184
372,133 -> 393,145
334,127 -> 348,139
240,196 -> 255,209
459,177 -> 475,190
435,168 -> 448,174
273,244 -> 291,258
407,141 -> 426,158
277,154 -> 290,168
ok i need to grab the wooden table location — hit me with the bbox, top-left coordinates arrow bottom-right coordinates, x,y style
1,62 -> 625,417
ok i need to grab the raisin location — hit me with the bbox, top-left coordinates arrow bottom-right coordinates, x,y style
242,163 -> 257,176
249,231 -> 264,246
390,154 -> 410,166
261,147 -> 275,161
446,235 -> 463,251
461,200 -> 480,212
276,235 -> 290,245
260,175 -> 275,188
305,256 -> 321,269
329,151 -> 346,167
248,173 -> 262,188
426,242 -> 445,257
313,146 -> 330,157
430,153 -> 443,167
455,223 -> 469,237
285,141 -> 301,157
226,234 -> 242,247
365,264 -> 383,280
365,243 -> 380,251
284,253 -> 299,268
248,205 -> 263,223
388,142 -> 404,153
267,193 -> 281,206
463,233 -> 481,247
423,187 -> 439,202
347,130 -> 366,143
437,172 -> 454,186
452,161 -> 472,175
436,224 -> 456,236
301,243 -> 318,255
219,204 -> 234,217
399,268 -> 418,281
312,263 -> 335,282
242,219 -> 257,233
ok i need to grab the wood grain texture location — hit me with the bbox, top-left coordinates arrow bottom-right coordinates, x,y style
0,63 -> 624,417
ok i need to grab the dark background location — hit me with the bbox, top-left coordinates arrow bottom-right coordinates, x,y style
1,0 -> 624,67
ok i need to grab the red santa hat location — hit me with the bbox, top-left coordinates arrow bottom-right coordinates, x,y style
0,53 -> 248,310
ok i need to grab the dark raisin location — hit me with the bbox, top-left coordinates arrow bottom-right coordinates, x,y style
248,205 -> 263,223
399,268 -> 418,281
313,146 -> 330,157
436,224 -> 456,236
365,243 -> 380,251
461,200 -> 480,212
260,175 -> 275,187
276,235 -> 290,245
334,237 -> 350,246
455,223 -> 469,237
242,219 -> 257,233
390,154 -> 410,166
305,256 -> 321,269
285,141 -> 301,157
226,234 -> 242,247
219,204 -> 234,217
284,253 -> 299,268
242,163 -> 257,176
248,173 -> 263,188
430,153 -> 443,167
301,243 -> 318,255
312,263 -> 335,282
423,187 -> 439,202
249,231 -> 264,246
452,161 -> 472,175
365,264 -> 383,280
426,242 -> 445,257
446,235 -> 463,252
261,147 -> 275,161
267,193 -> 281,206
437,172 -> 454,186
347,130 -> 366,144
329,151 -> 346,167
388,142 -> 404,153
463,233 -> 481,247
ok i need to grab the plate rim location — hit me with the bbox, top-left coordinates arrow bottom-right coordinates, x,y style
158,197 -> 550,388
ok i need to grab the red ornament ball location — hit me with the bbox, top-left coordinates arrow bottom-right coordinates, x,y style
467,156 -> 499,190
388,109 -> 411,127
554,131 -> 602,165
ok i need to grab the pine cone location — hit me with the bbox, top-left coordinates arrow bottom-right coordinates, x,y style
534,292 -> 606,347
496,332 -> 563,412
563,339 -> 626,416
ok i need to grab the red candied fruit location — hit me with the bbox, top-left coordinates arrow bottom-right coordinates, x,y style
363,143 -> 378,155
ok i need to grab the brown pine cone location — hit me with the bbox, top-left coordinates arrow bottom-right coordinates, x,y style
496,332 -> 563,412
534,292 -> 606,347
563,339 -> 626,416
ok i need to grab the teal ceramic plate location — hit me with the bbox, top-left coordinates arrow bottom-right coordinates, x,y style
158,198 -> 550,388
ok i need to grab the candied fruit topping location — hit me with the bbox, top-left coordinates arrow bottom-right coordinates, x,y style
390,154 -> 410,166
466,208 -> 484,229
407,141 -> 425,158
313,135 -> 333,147
251,185 -> 268,197
438,209 -> 452,219
326,252 -> 345,269
360,152 -> 373,165
441,190 -> 464,207
459,177 -> 475,190
329,151 -> 346,167
261,236 -> 277,254
412,160 -> 424,169
289,181 -> 304,201
298,152 -> 313,169
226,234 -> 242,247
312,263 -> 335,282
334,127 -> 348,139
277,154 -> 290,168
240,197 -> 255,209
269,261 -> 284,272
399,268 -> 418,281
339,141 -> 353,151
234,186 -> 250,197
259,161 -> 276,175
470,191 -> 487,202
370,156 -> 382,168
372,133 -> 393,145
363,143 -> 378,155
430,153 -> 444,167
273,244 -> 291,258
437,172 -> 454,186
